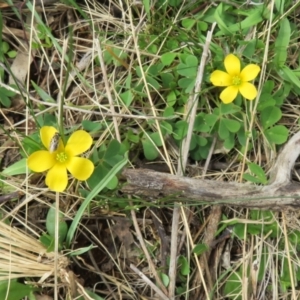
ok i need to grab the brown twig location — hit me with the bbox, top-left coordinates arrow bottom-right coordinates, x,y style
121,130 -> 300,209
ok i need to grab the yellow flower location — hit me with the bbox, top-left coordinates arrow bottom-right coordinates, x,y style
27,126 -> 94,192
210,54 -> 260,104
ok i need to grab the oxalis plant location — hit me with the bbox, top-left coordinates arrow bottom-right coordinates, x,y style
1,116 -> 128,298
1,0 -> 300,299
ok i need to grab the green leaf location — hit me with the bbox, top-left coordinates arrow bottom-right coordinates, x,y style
246,162 -> 267,184
149,132 -> 164,146
186,55 -> 198,69
169,0 -> 181,7
160,273 -> 170,287
7,50 -> 17,58
223,118 -> 241,133
120,90 -> 133,107
66,154 -> 128,247
261,80 -> 275,94
214,3 -> 232,35
163,107 -> 174,117
273,82 -> 291,105
22,132 -> 44,154
105,154 -> 124,168
0,280 -> 36,300
69,244 -> 95,256
274,0 -> 284,13
2,158 -> 27,176
192,243 -> 208,255
265,222 -> 279,237
0,94 -> 11,107
243,173 -> 264,184
189,134 -> 197,151
148,64 -> 164,77
225,6 -> 265,34
274,18 -> 290,67
166,38 -> 179,50
161,53 -> 177,66
182,18 -> 196,30
46,204 -> 68,244
126,129 -> 139,143
135,66 -> 160,90
2,41 -> 9,53
280,257 -> 293,289
224,133 -> 235,150
142,0 -> 150,14
218,119 -> 229,139
81,120 -> 102,132
39,233 -> 53,249
167,90 -> 176,106
0,86 -> 15,107
142,136 -> 159,160
105,175 -> 118,190
279,65 -> 300,88
220,103 -> 241,115
145,75 -> 161,90
237,126 -> 249,147
243,39 -> 262,57
250,210 -> 273,221
247,224 -> 263,235
233,223 -> 246,240
195,135 -> 207,147
88,165 -> 110,189
178,256 -> 189,276
0,86 -> 16,97
104,139 -> 121,159
257,93 -> 276,111
31,81 -> 55,102
264,125 -> 289,145
177,55 -> 198,77
195,123 -> 211,133
204,113 -> 218,127
160,121 -> 173,135
260,106 -> 282,129
178,77 -> 196,93
223,270 -> 242,299
161,73 -> 175,88
197,21 -> 208,32
173,120 -> 188,141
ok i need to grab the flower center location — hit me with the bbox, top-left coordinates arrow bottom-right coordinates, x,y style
56,151 -> 68,163
232,75 -> 242,86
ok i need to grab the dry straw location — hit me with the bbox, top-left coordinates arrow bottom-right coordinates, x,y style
0,220 -> 69,283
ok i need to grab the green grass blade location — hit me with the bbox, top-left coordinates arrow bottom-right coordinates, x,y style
66,153 -> 128,247
274,18 -> 291,67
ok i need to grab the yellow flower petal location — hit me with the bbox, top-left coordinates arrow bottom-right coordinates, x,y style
46,164 -> 68,192
239,82 -> 257,100
224,54 -> 240,76
27,150 -> 56,172
210,70 -> 232,87
220,86 -> 239,104
66,157 -> 94,180
40,126 -> 58,150
65,130 -> 93,156
240,64 -> 260,81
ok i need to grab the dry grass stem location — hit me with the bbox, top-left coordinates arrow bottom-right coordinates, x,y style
0,220 -> 69,282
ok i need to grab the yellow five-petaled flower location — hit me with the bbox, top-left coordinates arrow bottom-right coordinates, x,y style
27,126 -> 94,192
210,54 -> 260,104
